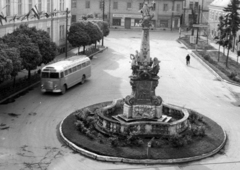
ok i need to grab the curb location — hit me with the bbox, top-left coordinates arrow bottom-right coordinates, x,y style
0,81 -> 40,104
88,47 -> 108,59
59,113 -> 227,164
0,47 -> 108,104
178,39 -> 240,87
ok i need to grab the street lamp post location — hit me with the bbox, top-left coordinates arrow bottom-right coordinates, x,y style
102,0 -> 105,47
65,8 -> 69,58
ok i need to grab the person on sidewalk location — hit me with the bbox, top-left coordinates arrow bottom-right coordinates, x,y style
186,54 -> 190,65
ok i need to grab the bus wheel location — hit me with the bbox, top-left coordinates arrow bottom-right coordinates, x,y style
61,85 -> 67,94
81,75 -> 86,84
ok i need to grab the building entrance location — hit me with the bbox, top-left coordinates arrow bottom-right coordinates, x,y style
125,18 -> 131,29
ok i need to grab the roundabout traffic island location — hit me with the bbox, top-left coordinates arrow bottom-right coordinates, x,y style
59,2 -> 226,164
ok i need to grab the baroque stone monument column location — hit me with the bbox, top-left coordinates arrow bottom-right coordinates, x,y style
122,1 -> 163,121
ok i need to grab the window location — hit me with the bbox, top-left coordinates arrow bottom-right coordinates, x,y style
6,0 -> 10,16
99,1 -> 104,9
50,73 -> 59,78
68,68 -> 72,73
86,1 -> 90,9
189,2 -> 193,9
163,4 -> 168,11
38,0 -> 42,12
64,70 -> 69,75
41,72 -> 49,78
72,0 -> 77,8
139,3 -> 143,10
18,0 -> 22,15
72,15 -> 76,22
176,4 -> 180,12
61,72 -> 64,78
47,27 -> 50,36
127,2 -> 132,9
113,2 -> 118,10
59,25 -> 65,40
29,0 -> 32,11
134,19 -> 141,26
73,67 -> 77,72
160,20 -> 168,27
113,18 -> 121,26
60,0 -> 65,11
77,65 -> 82,70
47,0 -> 51,13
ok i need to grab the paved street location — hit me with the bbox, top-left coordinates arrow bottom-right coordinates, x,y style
1,30 -> 240,170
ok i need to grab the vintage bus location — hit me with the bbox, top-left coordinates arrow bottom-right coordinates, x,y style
41,56 -> 91,94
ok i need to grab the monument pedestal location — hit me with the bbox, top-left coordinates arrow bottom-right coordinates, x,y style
123,103 -> 162,119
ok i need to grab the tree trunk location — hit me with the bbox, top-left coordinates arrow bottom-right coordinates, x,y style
233,36 -> 236,52
13,76 -> 16,87
83,46 -> 86,54
218,44 -> 221,62
226,47 -> 230,68
78,47 -> 80,54
95,43 -> 97,49
28,69 -> 31,80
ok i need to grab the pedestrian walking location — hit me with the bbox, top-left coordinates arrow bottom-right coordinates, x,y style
186,54 -> 190,65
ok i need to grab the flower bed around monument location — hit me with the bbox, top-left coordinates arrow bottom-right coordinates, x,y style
60,103 -> 226,160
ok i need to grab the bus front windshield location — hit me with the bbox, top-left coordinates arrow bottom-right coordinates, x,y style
41,72 -> 59,79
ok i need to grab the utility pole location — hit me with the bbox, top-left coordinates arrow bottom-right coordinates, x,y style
196,5 -> 200,44
65,8 -> 68,58
171,0 -> 174,31
102,0 -> 105,46
51,0 -> 53,40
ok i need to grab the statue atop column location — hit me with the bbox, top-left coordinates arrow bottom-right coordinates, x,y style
130,1 -> 159,79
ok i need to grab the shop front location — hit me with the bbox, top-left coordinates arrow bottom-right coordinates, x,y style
112,14 -> 145,29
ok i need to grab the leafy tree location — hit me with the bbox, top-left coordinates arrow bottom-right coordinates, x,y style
2,34 -> 42,79
67,22 -> 91,54
0,43 -> 13,83
223,0 -> 240,52
8,24 -> 57,65
77,21 -> 102,47
21,42 -> 42,79
102,21 -> 110,37
223,0 -> 240,67
4,47 -> 22,85
86,21 -> 103,47
216,16 -> 226,62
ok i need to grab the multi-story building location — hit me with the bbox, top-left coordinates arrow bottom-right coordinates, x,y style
208,0 -> 230,39
71,0 -> 184,30
0,0 -> 71,52
182,0 -> 213,26
209,0 -> 240,51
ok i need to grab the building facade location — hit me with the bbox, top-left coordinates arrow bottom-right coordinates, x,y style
182,0 -> 213,26
71,0 -> 184,30
0,0 -> 71,51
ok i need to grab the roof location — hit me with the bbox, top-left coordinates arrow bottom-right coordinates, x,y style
210,0 -> 231,8
42,55 -> 90,72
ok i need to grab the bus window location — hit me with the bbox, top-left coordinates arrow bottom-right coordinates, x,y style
60,72 -> 64,78
87,61 -> 90,65
82,63 -> 86,67
77,64 -> 82,70
50,72 -> 59,78
69,68 -> 73,74
41,72 -> 49,78
73,66 -> 77,72
64,70 -> 69,76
